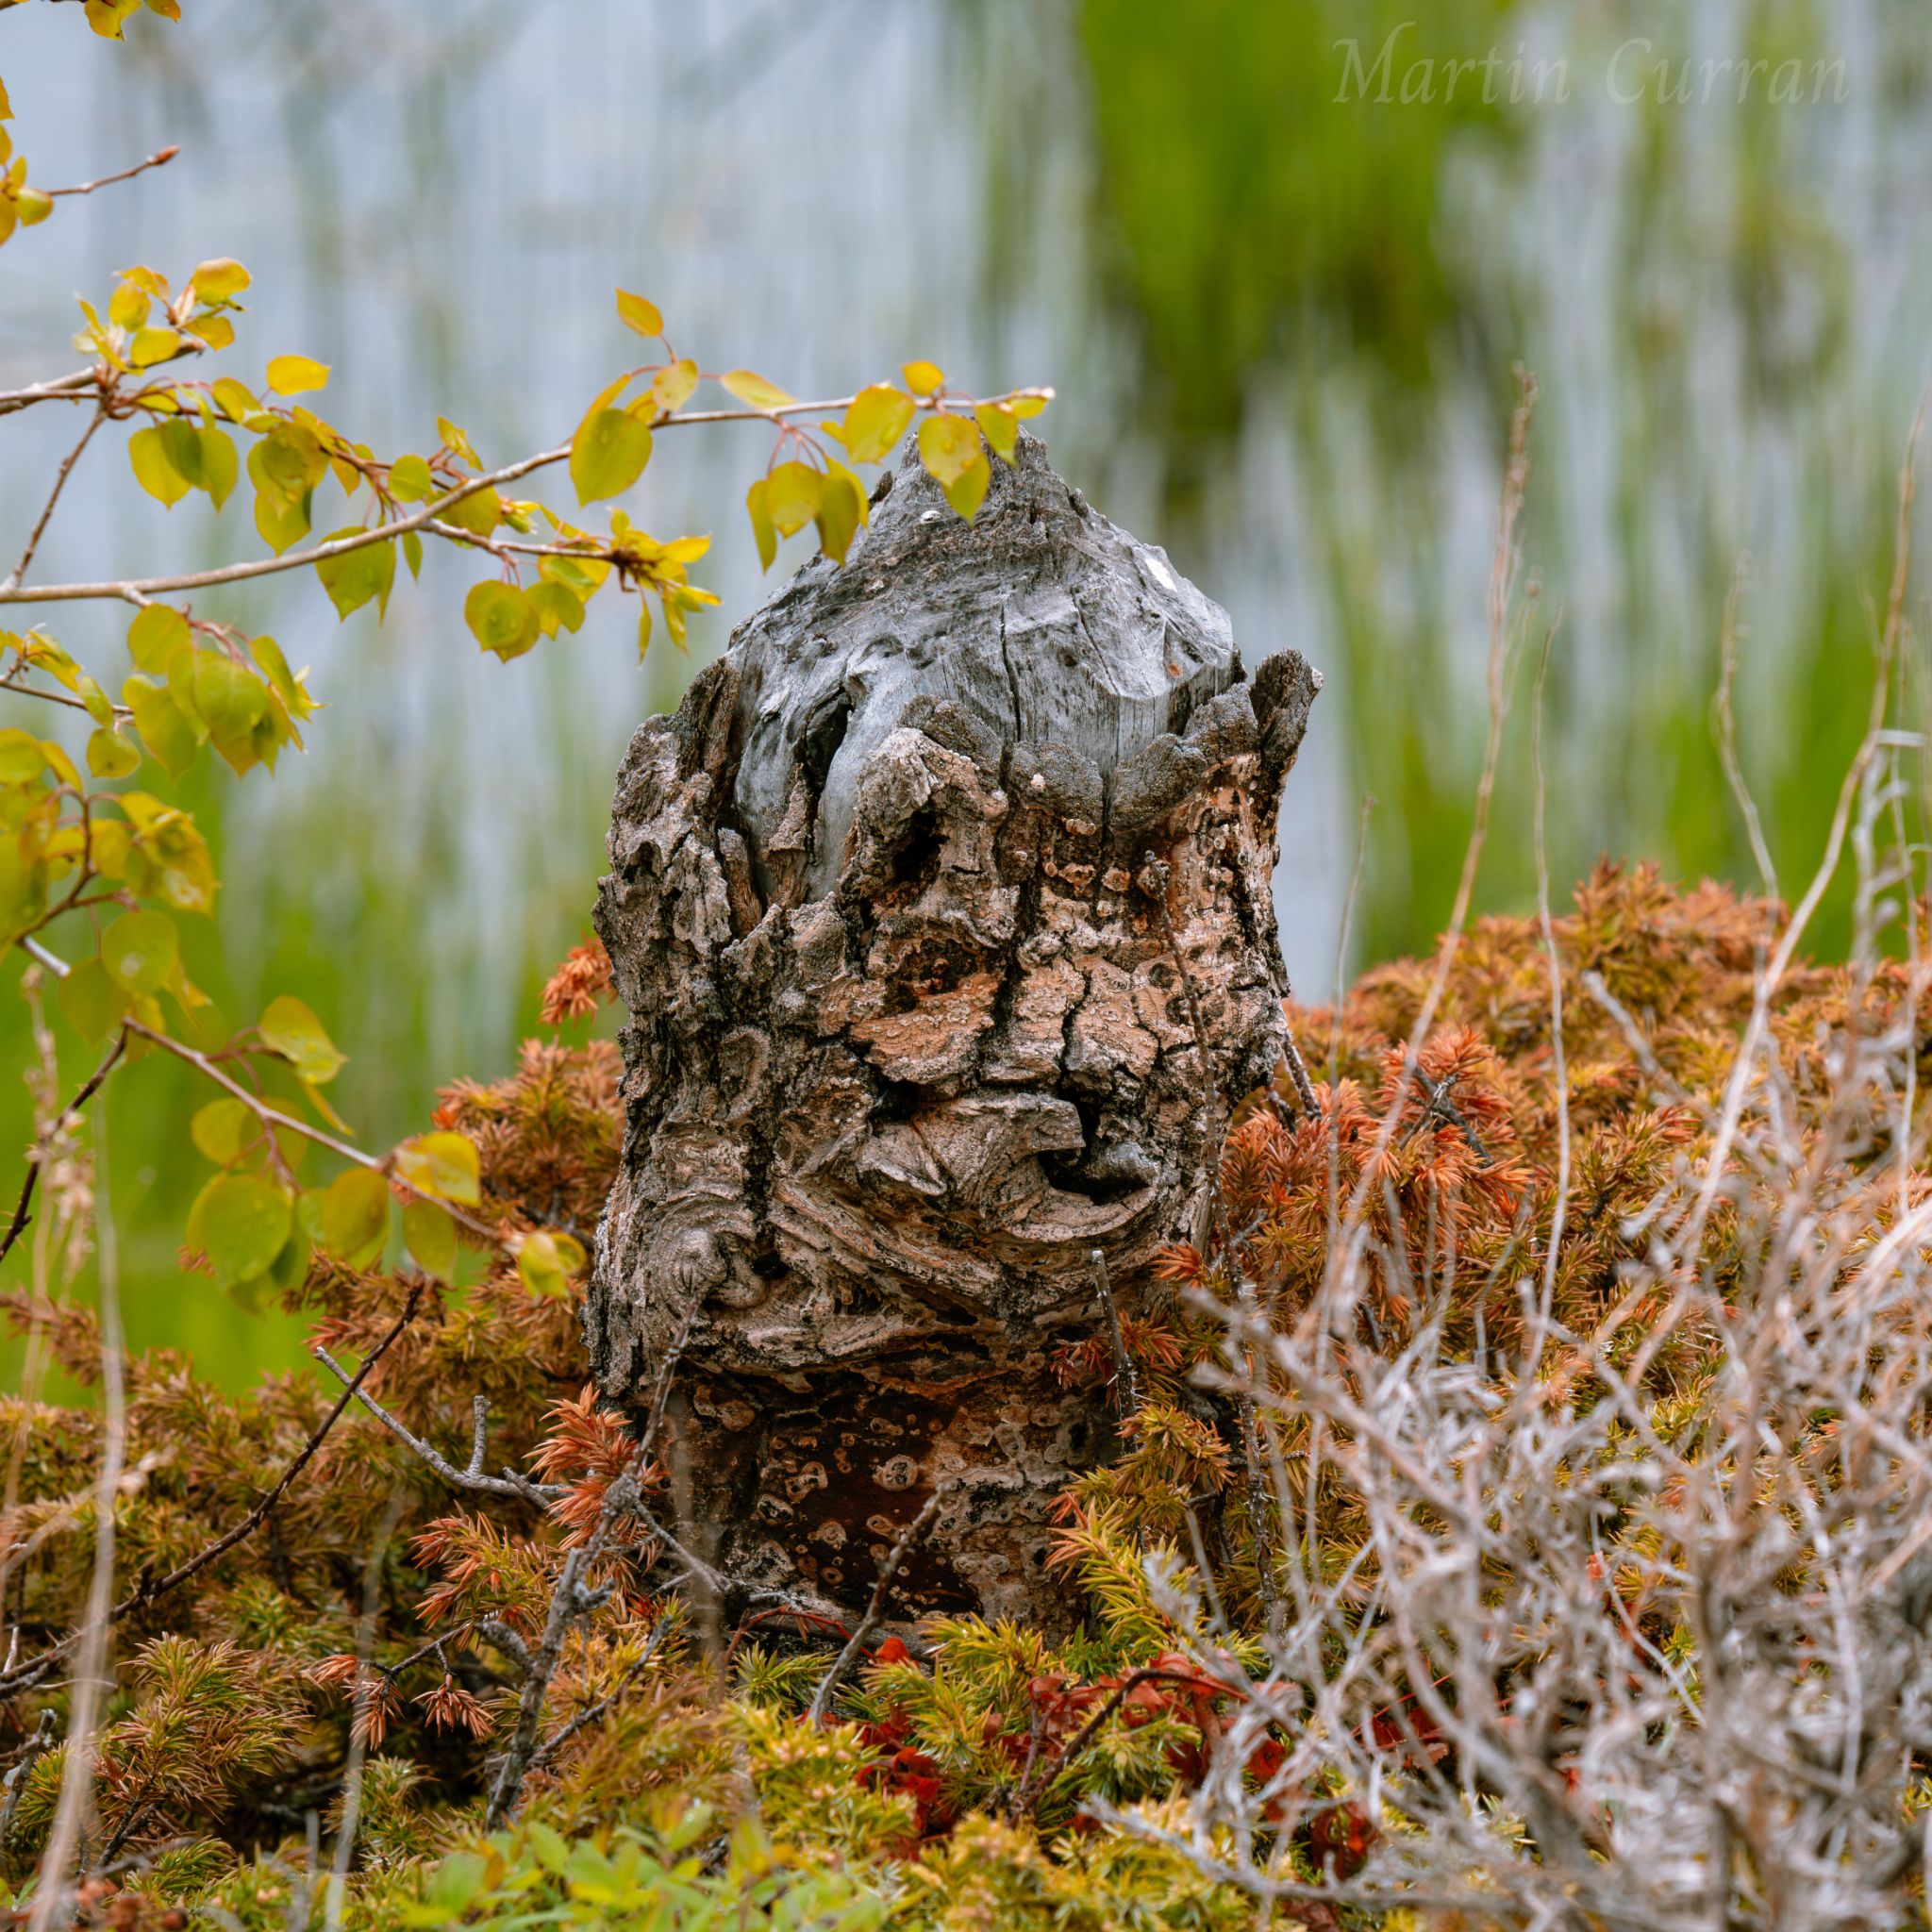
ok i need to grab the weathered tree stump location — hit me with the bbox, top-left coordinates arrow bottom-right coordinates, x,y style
587,433 -> 1319,1633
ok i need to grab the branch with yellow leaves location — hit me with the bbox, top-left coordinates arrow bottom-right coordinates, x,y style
0,385 -> 1054,608
15,936 -> 502,1243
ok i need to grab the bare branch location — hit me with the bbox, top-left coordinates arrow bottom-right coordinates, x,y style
1091,1247 -> 1140,1417
309,1347 -> 560,1505
0,1026 -> 125,1267
482,1324 -> 689,1828
0,371 -> 99,420
42,145 -> 179,200
5,404 -> 106,591
807,1485 -> 949,1725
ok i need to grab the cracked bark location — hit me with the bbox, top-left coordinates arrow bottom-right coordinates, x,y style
587,432 -> 1320,1634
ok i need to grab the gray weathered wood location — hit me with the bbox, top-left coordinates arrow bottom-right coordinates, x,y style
587,431 -> 1319,1632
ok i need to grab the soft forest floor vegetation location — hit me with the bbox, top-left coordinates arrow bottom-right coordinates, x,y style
7,854 -> 1932,1929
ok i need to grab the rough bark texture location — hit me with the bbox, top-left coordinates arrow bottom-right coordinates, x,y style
587,433 -> 1319,1634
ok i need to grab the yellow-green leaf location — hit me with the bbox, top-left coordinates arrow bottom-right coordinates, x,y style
529,581 -> 584,637
843,384 -> 916,464
259,993 -> 345,1085
314,531 -> 395,621
199,426 -> 239,509
58,957 -> 125,1042
514,1228 -> 586,1301
252,422 -> 326,504
975,400 -> 1019,461
902,360 -> 945,396
402,1197 -> 457,1279
464,581 -> 540,661
128,604 -> 192,675
441,485 -> 501,538
745,479 -> 777,572
191,1096 -> 254,1167
393,1131 -> 480,1206
0,728 -> 44,786
250,635 -> 316,722
648,358 -> 698,413
86,726 -> 141,778
123,676 -> 199,778
190,258 -> 250,304
128,426 -> 192,508
128,326 -> 181,369
387,453 -> 433,502
84,0 -> 142,40
266,354 -> 329,396
101,908 -> 177,996
40,738 -> 80,792
210,376 -> 258,423
917,412 -> 981,487
184,311 -> 234,352
437,416 -> 479,469
192,653 -> 270,774
720,369 -> 795,413
814,468 -> 864,566
615,289 -> 663,338
156,418 -> 203,490
108,278 -> 150,333
322,1166 -> 390,1269
569,407 -> 652,505
764,461 -> 823,539
195,1173 -> 292,1289
941,449 -> 991,520
253,482 -> 312,555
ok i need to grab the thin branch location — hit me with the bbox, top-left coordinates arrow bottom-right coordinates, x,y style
1712,555 -> 1779,898
483,1324 -> 689,1828
5,405 -> 106,591
525,1618 -> 674,1774
42,146 -> 179,199
0,670 -> 130,721
324,1494 -> 406,1932
1529,623 -> 1571,1382
807,1485 -> 949,1724
0,1027 -> 125,1267
309,1347 -> 560,1504
122,1017 -> 505,1241
0,371 -> 98,420
25,1089 -> 123,1932
1280,1024 -> 1321,1118
0,1711 -> 57,1849
0,445 -> 566,608
1091,1247 -> 1140,1416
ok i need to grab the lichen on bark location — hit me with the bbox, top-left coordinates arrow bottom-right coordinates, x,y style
588,433 -> 1319,1632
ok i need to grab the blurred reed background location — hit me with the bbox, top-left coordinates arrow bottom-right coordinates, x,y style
0,0 -> 1926,1382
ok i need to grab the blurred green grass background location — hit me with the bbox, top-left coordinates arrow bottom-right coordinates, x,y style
0,0 -> 1925,1387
